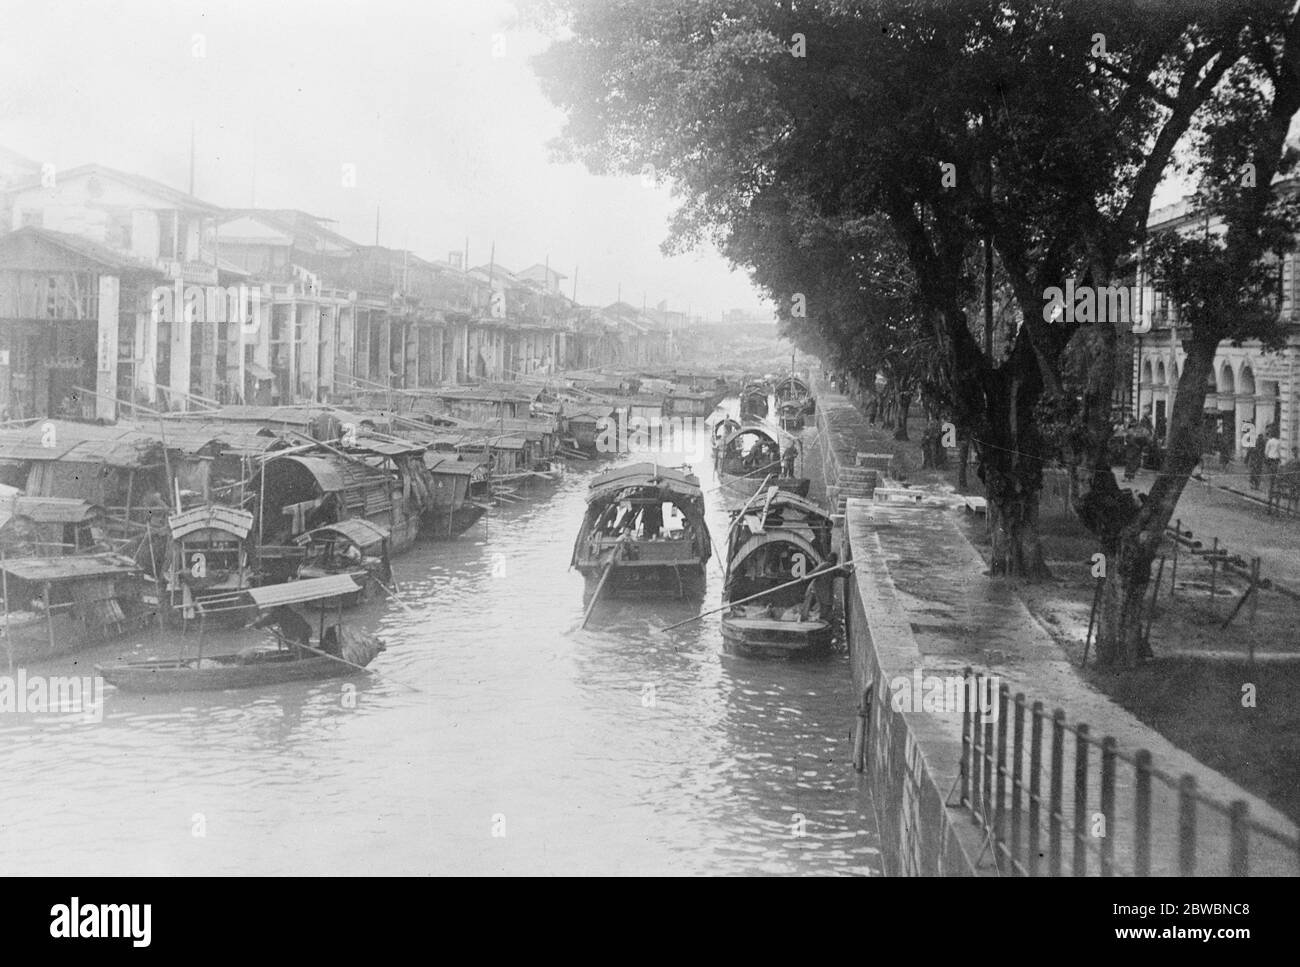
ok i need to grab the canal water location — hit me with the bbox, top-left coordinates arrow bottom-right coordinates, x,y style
0,413 -> 880,875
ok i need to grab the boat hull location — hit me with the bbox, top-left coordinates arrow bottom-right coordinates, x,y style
420,504 -> 487,539
716,471 -> 811,509
720,615 -> 833,658
97,634 -> 384,693
578,561 -> 706,599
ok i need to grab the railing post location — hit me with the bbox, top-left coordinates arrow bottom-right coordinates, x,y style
1028,701 -> 1044,877
1228,800 -> 1249,877
1134,750 -> 1153,877
983,693 -> 995,830
1011,693 -> 1026,875
1073,723 -> 1090,876
1178,774 -> 1198,876
995,682 -> 1009,858
1049,709 -> 1065,876
960,666 -> 972,806
1100,737 -> 1116,877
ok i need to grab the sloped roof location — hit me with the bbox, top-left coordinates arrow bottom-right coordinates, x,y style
0,226 -> 164,274
589,462 -> 702,499
0,552 -> 140,582
0,497 -> 102,527
3,163 -> 223,213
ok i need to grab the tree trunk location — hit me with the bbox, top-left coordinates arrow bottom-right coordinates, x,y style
895,391 -> 912,440
986,485 -> 1051,578
1086,346 -> 1215,666
1094,535 -> 1156,667
957,436 -> 970,490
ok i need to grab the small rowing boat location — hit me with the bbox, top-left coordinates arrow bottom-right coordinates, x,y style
96,573 -> 385,692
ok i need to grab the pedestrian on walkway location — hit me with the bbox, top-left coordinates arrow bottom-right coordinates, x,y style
1216,426 -> 1232,473
1122,419 -> 1144,481
1265,425 -> 1283,485
1248,426 -> 1266,490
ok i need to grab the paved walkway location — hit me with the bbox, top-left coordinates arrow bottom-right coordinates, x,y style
821,380 -> 1299,875
1124,467 -> 1300,594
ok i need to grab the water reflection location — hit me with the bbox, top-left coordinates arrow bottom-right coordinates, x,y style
0,414 -> 878,875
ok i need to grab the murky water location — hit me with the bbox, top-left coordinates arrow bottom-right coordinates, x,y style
0,419 -> 879,875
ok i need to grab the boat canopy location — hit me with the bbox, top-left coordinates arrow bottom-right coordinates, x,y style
294,518 -> 390,551
725,530 -> 827,587
588,462 -> 703,501
721,425 -> 785,452
0,552 -> 140,583
168,504 -> 255,541
243,574 -> 362,610
775,376 -> 810,396
0,497 -> 102,527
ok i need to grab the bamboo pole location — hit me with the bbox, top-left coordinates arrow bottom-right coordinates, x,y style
580,543 -> 624,629
1,545 -> 11,673
661,561 -> 854,632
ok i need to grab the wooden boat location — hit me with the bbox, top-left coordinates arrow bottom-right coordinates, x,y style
663,387 -> 718,419
96,574 -> 385,693
421,454 -> 491,538
711,417 -> 742,457
714,425 -> 809,508
739,385 -> 769,421
571,462 -> 711,598
294,518 -> 392,605
777,400 -> 807,432
254,449 -> 420,559
165,504 -> 257,626
721,487 -> 836,658
774,375 -> 811,405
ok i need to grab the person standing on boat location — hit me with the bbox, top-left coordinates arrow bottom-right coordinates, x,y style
782,440 -> 800,477
254,605 -> 314,659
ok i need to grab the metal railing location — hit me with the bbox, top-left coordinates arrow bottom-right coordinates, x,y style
959,668 -> 1300,876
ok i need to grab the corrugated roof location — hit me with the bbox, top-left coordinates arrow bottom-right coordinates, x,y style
168,504 -> 255,541
0,553 -> 140,582
0,421 -> 162,466
589,462 -> 702,499
273,454 -> 347,493
0,497 -> 102,525
0,226 -> 166,275
424,454 -> 486,476
295,518 -> 389,548
242,574 -> 361,609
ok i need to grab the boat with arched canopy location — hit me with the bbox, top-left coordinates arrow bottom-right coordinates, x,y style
714,425 -> 808,508
721,487 -> 836,657
571,462 -> 711,599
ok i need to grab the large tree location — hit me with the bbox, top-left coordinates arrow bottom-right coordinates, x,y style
534,0 -> 1300,665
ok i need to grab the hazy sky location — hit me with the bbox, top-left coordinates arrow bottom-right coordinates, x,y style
0,0 -> 769,318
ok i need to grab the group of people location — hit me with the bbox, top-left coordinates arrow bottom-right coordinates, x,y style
1117,411 -> 1288,490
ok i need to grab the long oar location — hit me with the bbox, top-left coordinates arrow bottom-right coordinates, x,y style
373,575 -> 418,616
267,629 -> 423,693
579,541 -> 625,630
659,561 -> 855,633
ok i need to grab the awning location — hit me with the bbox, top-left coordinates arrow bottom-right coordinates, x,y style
168,504 -> 255,541
245,361 -> 276,381
243,574 -> 361,609
0,553 -> 141,582
294,518 -> 390,548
